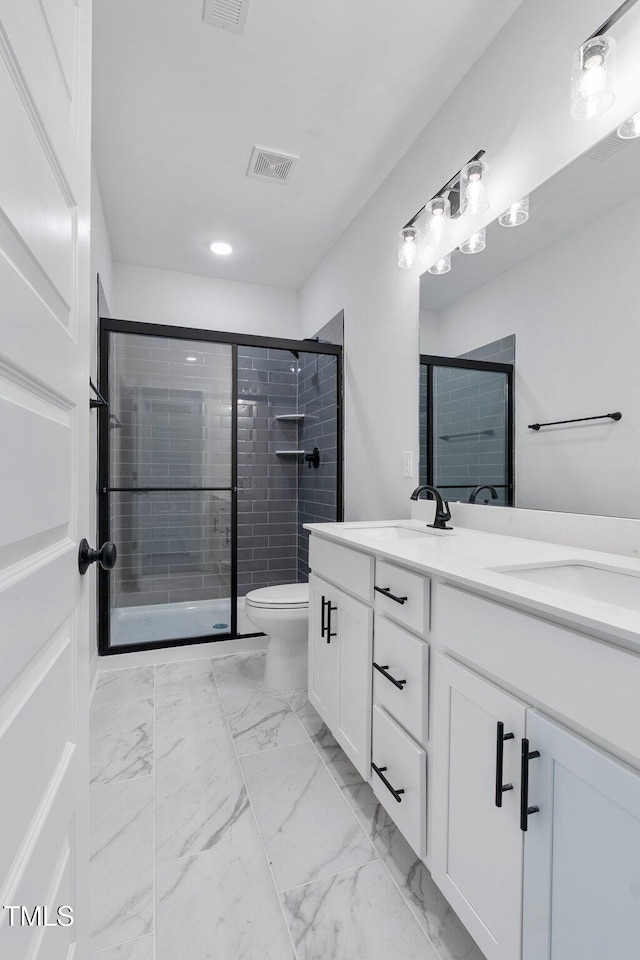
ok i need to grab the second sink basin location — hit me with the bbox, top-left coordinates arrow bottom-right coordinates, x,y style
352,525 -> 450,541
493,562 -> 640,614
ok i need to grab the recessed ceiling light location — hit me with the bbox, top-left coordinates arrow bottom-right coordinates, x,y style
210,241 -> 233,256
186,356 -> 197,362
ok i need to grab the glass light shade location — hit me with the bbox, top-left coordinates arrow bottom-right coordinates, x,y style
459,228 -> 486,255
398,225 -> 420,269
499,195 -> 530,227
461,159 -> 489,217
618,110 -> 640,139
428,254 -> 452,275
423,195 -> 452,246
571,36 -> 616,121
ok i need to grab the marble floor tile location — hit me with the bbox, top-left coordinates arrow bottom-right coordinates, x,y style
282,859 -> 437,960
89,934 -> 154,959
90,697 -> 154,785
156,731 -> 257,862
241,741 -> 375,891
355,802 -> 486,960
155,671 -> 226,743
93,667 -> 155,709
212,654 -> 308,755
156,839 -> 295,960
89,777 -> 154,953
156,658 -> 213,683
288,692 -> 376,809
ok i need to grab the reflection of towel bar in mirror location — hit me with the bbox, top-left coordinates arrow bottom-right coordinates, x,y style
528,412 -> 622,431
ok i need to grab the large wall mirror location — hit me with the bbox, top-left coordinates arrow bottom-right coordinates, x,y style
419,124 -> 640,519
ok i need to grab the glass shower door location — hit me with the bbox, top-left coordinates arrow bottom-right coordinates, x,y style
102,331 -> 235,649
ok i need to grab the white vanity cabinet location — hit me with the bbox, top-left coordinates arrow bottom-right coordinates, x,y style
431,654 -> 527,960
308,572 -> 373,778
523,711 -> 640,960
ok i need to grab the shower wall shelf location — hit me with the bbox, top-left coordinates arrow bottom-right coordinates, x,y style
275,450 -> 305,456
275,414 -> 305,421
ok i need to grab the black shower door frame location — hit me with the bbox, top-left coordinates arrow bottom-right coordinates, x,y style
98,317 -> 343,656
420,354 -> 514,506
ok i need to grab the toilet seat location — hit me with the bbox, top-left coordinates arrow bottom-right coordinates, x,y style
245,583 -> 309,610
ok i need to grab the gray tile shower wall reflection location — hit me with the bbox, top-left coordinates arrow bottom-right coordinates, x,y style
109,335 -> 233,608
236,347 -> 299,596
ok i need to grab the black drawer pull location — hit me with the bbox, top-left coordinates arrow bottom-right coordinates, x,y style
325,598 -> 337,643
520,737 -> 540,831
374,585 -> 408,605
371,762 -> 405,803
321,595 -> 327,639
373,662 -> 407,690
495,721 -> 515,808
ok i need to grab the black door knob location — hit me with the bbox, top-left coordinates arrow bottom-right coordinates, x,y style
78,539 -> 117,575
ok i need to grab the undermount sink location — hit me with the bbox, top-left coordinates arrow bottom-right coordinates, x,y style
493,562 -> 640,614
351,525 -> 450,540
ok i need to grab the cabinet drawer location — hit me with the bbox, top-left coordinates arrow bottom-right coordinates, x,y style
374,560 -> 429,635
373,618 -> 429,744
371,704 -> 426,857
309,536 -> 373,603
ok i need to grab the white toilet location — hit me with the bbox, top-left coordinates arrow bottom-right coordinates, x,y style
245,583 -> 309,690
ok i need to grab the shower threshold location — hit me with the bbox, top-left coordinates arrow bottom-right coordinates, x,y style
110,597 -> 254,647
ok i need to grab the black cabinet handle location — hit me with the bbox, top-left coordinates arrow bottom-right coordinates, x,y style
321,595 -> 327,639
520,738 -> 540,831
373,662 -> 407,690
371,762 -> 405,803
325,598 -> 337,643
495,721 -> 515,807
374,586 -> 408,605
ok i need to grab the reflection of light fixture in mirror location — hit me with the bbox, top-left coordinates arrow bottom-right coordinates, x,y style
571,36 -> 616,120
424,196 -> 452,246
461,160 -> 489,216
459,229 -> 486,255
618,110 -> 640,138
499,195 -> 530,227
428,254 -> 451,275
398,225 -> 420,269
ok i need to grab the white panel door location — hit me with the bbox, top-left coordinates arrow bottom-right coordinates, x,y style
335,589 -> 372,778
431,655 -> 526,960
308,574 -> 339,724
523,711 -> 640,960
0,0 -> 93,957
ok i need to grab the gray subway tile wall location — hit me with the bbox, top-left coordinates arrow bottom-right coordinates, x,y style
420,336 -> 515,504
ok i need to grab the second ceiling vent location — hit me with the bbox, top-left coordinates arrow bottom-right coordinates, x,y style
203,0 -> 251,35
247,146 -> 299,184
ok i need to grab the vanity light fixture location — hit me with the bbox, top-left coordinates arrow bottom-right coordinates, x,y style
209,241 -> 233,255
499,195 -> 530,227
459,229 -> 486,255
428,254 -> 452,275
424,196 -> 452,246
618,109 -> 640,137
571,0 -> 640,121
461,159 -> 490,217
398,225 -> 421,269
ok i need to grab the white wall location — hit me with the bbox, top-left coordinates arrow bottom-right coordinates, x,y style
111,262 -> 300,339
423,191 -> 640,518
299,0 -> 640,522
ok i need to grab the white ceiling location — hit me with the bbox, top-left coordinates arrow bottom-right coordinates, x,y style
92,0 -> 523,290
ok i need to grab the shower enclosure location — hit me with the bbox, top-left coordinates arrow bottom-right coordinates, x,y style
98,318 -> 342,654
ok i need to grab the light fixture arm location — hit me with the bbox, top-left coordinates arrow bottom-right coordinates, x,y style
587,0 -> 640,41
403,149 -> 486,230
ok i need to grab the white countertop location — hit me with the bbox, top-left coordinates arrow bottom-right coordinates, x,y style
304,520 -> 640,652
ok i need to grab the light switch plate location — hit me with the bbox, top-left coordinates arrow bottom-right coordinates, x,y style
402,451 -> 414,478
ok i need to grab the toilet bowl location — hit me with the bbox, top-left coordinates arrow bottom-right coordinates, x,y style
245,583 -> 309,690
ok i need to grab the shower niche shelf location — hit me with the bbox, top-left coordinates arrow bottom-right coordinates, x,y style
275,414 -> 306,421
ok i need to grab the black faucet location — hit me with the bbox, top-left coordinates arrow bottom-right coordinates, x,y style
410,485 -> 452,530
469,484 -> 499,504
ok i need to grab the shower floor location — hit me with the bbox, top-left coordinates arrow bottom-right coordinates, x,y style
110,597 -> 254,647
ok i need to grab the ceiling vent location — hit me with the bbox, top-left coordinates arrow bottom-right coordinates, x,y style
202,0 -> 251,36
247,146 -> 299,184
585,132 -> 629,162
